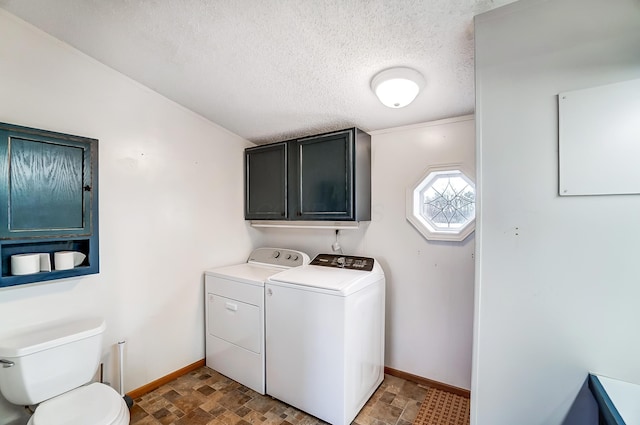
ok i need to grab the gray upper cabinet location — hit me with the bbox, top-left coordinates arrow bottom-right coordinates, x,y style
244,142 -> 288,219
0,122 -> 99,288
245,128 -> 371,222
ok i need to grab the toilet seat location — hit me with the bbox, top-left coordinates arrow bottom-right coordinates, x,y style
28,382 -> 130,425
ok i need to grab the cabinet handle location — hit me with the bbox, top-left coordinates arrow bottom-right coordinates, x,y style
225,302 -> 238,312
83,185 -> 92,191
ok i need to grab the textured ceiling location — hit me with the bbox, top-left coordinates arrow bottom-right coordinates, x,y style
0,0 -> 517,144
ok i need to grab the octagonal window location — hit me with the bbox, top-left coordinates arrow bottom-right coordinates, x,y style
407,166 -> 476,242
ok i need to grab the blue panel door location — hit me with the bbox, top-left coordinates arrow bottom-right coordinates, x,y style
10,138 -> 84,231
0,130 -> 92,239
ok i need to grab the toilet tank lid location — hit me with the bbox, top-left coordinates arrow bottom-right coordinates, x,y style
0,317 -> 106,358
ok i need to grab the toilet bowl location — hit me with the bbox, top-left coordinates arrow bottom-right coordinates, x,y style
26,383 -> 129,425
0,318 -> 130,425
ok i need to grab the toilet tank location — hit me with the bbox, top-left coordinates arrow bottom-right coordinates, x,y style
0,317 -> 106,405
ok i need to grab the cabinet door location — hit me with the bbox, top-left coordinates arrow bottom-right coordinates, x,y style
0,129 -> 93,239
245,142 -> 288,219
293,130 -> 354,220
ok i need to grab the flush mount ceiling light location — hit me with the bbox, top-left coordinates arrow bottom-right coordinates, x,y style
371,67 -> 425,108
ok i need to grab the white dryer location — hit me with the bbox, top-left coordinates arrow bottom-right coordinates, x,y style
204,248 -> 309,394
265,254 -> 385,425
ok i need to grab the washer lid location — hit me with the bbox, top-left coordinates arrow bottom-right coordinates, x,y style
267,265 -> 382,295
32,383 -> 124,425
205,263 -> 284,286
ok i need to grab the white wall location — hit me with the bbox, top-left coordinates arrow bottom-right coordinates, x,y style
473,1 -> 640,424
251,116 -> 476,390
0,10 -> 253,424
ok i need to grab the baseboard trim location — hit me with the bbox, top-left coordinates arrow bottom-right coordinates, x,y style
126,360 -> 470,400
126,359 -> 206,399
384,366 -> 471,398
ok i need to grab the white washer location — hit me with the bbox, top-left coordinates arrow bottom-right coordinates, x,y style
204,248 -> 309,395
265,254 -> 385,425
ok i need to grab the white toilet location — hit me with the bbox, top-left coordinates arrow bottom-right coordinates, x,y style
0,317 -> 130,425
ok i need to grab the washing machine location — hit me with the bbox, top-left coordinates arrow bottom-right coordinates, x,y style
204,247 -> 309,394
265,254 -> 385,425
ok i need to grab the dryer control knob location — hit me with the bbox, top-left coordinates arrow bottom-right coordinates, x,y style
285,254 -> 292,260
273,251 -> 281,258
292,255 -> 299,261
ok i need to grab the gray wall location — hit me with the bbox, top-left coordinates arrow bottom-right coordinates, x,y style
473,0 -> 640,424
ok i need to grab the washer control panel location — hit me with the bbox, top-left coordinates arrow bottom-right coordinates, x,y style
310,254 -> 375,271
247,248 -> 310,267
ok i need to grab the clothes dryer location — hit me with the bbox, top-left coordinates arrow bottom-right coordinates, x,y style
204,248 -> 309,394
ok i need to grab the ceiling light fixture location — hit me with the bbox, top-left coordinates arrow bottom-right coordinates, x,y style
371,67 -> 425,108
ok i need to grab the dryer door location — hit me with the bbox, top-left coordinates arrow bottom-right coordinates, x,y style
207,293 -> 261,353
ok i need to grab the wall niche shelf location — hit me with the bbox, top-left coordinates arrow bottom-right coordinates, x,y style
0,122 -> 99,288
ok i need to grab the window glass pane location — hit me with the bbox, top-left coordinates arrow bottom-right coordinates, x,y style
420,172 -> 475,230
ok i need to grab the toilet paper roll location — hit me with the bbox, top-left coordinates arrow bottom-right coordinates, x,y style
54,251 -> 86,270
39,253 -> 51,272
11,253 -> 41,275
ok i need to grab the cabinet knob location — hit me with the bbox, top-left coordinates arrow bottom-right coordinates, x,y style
83,185 -> 92,191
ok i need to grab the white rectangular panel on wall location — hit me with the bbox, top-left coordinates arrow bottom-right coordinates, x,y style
559,78 -> 640,196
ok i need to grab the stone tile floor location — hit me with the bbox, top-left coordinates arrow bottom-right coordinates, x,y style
130,366 -> 427,425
